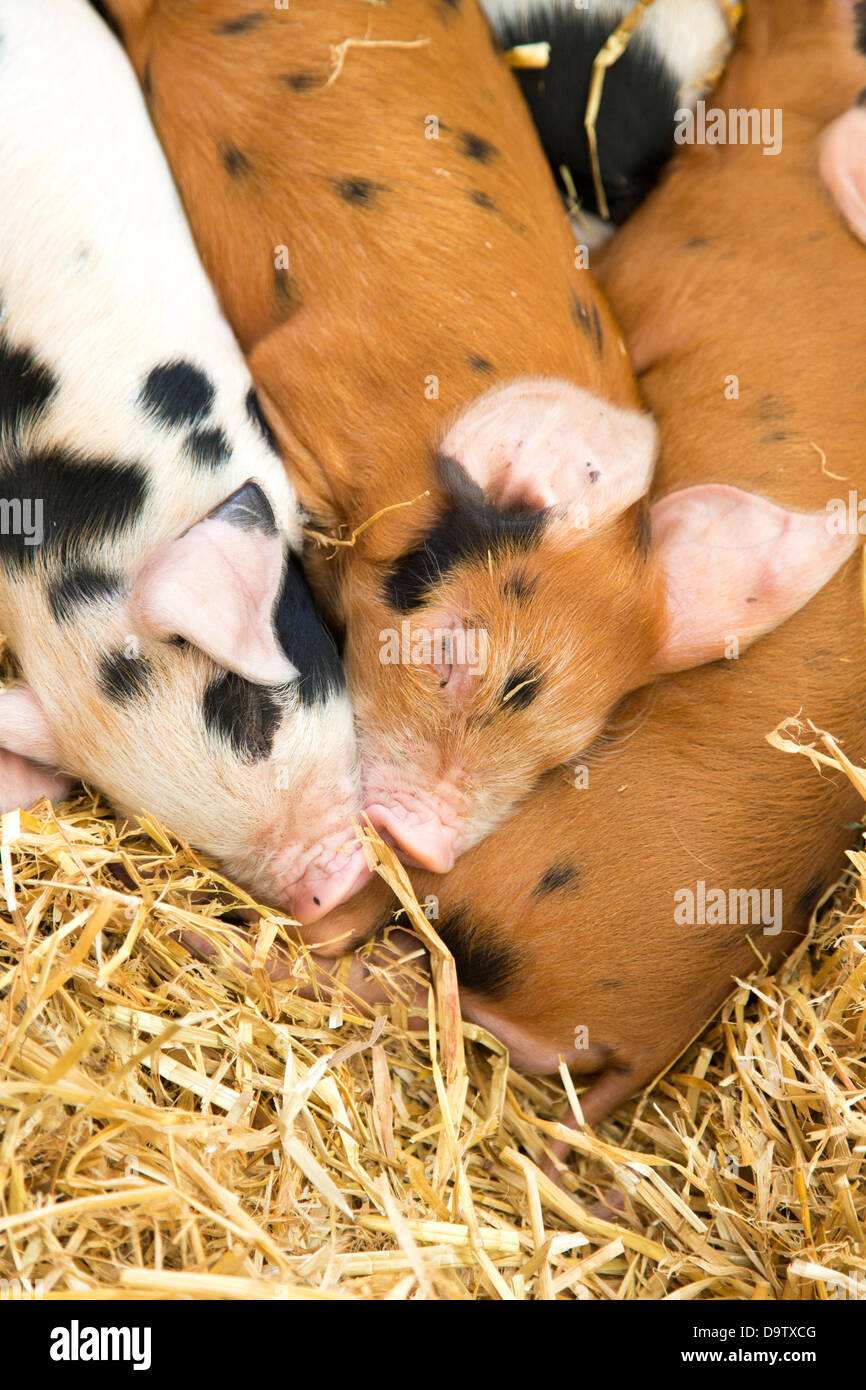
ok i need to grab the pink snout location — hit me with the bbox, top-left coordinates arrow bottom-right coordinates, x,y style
284,844 -> 373,926
365,801 -> 460,874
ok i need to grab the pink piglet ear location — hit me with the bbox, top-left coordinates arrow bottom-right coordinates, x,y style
819,103 -> 866,245
129,481 -> 297,686
650,484 -> 858,674
0,685 -> 72,813
439,377 -> 658,525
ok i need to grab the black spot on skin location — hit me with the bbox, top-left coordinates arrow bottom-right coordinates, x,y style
213,13 -> 264,34
142,62 -> 153,101
203,672 -> 281,763
437,905 -> 527,999
534,861 -> 581,896
798,877 -> 826,920
273,263 -> 304,316
219,142 -> 253,178
98,650 -> 154,705
501,666 -> 543,712
0,336 -> 58,432
274,552 -> 346,705
502,570 -> 537,604
588,469 -> 600,484
855,1 -> 866,56
0,445 -> 148,568
467,188 -> 526,235
280,71 -> 320,91
332,177 -> 388,206
185,427 -> 231,469
47,566 -> 120,623
686,236 -> 708,249
754,394 -> 786,423
245,388 -> 279,452
141,361 -> 215,428
467,353 -> 494,374
570,294 -> 603,354
457,131 -> 499,163
761,430 -> 794,444
599,980 -> 622,992
386,500 -> 547,611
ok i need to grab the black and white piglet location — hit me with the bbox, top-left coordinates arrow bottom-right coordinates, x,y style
484,0 -> 735,242
0,0 -> 369,923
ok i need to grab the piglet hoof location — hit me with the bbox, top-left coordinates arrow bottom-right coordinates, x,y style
540,1136 -> 629,1219
587,1188 -> 627,1222
539,1124 -> 582,1187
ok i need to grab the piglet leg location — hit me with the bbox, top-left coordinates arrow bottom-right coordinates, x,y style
175,920 -> 431,1020
541,1066 -> 646,1183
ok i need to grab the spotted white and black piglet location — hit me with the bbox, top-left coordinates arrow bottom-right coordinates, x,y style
0,0 -> 369,923
483,0 -> 735,244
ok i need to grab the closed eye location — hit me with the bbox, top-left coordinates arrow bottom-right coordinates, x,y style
500,666 -> 543,711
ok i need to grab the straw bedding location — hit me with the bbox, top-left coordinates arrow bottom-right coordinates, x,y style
1,715 -> 864,1302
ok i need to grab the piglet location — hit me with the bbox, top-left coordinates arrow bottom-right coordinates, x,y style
321,0 -> 866,1130
0,0 -> 369,924
101,0 -> 851,894
484,0 -> 736,244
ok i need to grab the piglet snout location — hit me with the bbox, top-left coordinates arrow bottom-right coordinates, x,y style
280,836 -> 373,925
364,785 -> 465,874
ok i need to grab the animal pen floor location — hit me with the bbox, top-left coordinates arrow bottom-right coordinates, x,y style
0,729 -> 864,1302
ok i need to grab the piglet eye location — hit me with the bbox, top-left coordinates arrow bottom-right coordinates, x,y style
500,666 -> 544,711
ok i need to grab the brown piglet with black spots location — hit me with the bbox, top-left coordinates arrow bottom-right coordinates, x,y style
310,0 -> 866,1142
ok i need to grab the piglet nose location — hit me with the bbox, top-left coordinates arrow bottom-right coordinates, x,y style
290,850 -> 373,926
365,803 -> 458,874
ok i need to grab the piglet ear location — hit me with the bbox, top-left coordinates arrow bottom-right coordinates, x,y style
439,378 -> 657,525
0,685 -> 72,812
819,103 -> 866,244
650,485 -> 857,674
130,482 -> 297,686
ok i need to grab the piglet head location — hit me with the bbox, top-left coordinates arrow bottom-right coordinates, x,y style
353,378 -> 856,871
0,479 -> 369,923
